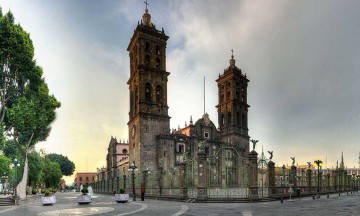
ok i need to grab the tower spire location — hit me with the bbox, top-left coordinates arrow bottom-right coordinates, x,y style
230,49 -> 236,67
340,151 -> 345,170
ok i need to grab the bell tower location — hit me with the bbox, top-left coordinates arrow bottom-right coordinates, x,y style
216,51 -> 250,154
127,4 -> 170,172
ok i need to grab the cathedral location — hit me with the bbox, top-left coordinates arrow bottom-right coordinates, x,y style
94,5 -> 358,201
96,4 -> 255,199
127,4 -> 250,190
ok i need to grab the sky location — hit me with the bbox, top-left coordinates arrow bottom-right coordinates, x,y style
1,0 -> 360,184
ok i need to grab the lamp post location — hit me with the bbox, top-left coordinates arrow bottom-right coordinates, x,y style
12,158 -> 20,196
128,161 -> 138,201
314,159 -> 323,198
142,167 -> 150,201
281,165 -> 286,186
2,172 -> 8,194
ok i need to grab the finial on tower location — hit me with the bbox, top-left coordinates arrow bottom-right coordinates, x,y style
229,49 -> 236,67
142,0 -> 152,26
144,0 -> 149,12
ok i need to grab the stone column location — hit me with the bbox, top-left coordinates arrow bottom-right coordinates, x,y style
267,160 -> 275,195
249,150 -> 258,199
197,151 -> 207,202
290,165 -> 297,187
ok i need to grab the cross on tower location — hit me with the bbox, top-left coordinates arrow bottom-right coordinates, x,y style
144,1 -> 149,10
231,49 -> 234,58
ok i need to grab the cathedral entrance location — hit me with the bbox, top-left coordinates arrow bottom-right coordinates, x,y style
206,146 -> 249,198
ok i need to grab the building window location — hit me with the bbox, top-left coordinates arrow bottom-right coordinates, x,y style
156,85 -> 162,103
156,57 -> 161,69
80,177 -> 82,182
205,146 -> 210,155
156,45 -> 161,55
178,144 -> 184,153
122,149 -> 128,154
86,177 -> 89,181
145,42 -> 150,52
204,132 -> 209,139
145,83 -> 152,102
164,151 -> 167,156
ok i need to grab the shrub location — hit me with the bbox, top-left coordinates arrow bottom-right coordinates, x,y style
44,190 -> 51,197
81,187 -> 88,194
119,188 -> 125,194
32,189 -> 37,195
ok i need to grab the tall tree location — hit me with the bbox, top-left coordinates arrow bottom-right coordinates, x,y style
46,153 -> 75,176
0,9 -> 37,123
27,150 -> 44,187
0,10 -> 60,198
42,160 -> 62,189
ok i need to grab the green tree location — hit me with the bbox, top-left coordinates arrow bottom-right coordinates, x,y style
42,160 -> 62,189
0,10 -> 60,198
1,140 -> 17,158
27,151 -> 44,187
46,153 -> 75,176
0,9 -> 37,123
0,154 -> 11,177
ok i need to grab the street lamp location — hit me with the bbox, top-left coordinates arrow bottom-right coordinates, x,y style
128,161 -> 138,201
142,167 -> 150,201
314,159 -> 323,198
12,158 -> 20,196
281,165 -> 286,186
2,172 -> 8,194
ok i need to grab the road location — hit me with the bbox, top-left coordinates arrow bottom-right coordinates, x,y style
0,191 -> 359,215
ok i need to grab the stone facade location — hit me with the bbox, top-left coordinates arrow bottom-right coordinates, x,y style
125,6 -> 252,194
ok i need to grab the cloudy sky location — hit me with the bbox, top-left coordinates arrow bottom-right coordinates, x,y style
2,0 -> 360,184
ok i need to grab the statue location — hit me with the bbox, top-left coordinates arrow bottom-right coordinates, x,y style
267,151 -> 273,160
290,157 -> 295,166
250,139 -> 258,151
307,162 -> 311,169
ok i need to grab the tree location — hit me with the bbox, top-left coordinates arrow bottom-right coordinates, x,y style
0,9 -> 37,123
46,153 -> 75,176
42,160 -> 62,189
1,140 -> 17,158
0,10 -> 60,198
0,154 -> 11,177
27,150 -> 44,187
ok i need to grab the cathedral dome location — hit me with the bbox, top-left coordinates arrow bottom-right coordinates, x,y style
142,8 -> 152,27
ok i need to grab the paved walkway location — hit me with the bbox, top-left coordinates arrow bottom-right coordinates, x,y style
0,191 -> 359,215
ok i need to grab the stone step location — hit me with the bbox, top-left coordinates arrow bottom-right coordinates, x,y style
0,198 -> 15,206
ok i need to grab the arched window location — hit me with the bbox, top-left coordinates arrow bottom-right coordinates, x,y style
156,57 -> 161,69
122,149 -> 128,154
221,114 -> 225,127
145,54 -> 150,66
145,42 -> 150,52
145,83 -> 152,102
227,112 -> 231,125
156,45 -> 161,55
156,85 -> 162,103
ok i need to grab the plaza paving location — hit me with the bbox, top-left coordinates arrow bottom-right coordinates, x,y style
0,191 -> 359,215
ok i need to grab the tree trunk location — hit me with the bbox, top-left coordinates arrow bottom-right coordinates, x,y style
16,133 -> 33,199
16,150 -> 29,199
